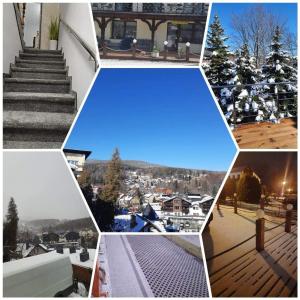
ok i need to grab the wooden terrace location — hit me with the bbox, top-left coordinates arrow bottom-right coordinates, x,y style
233,118 -> 297,149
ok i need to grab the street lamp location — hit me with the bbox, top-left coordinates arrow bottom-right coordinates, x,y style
281,180 -> 287,196
132,39 -> 137,44
164,40 -> 168,46
234,193 -> 237,214
185,42 -> 191,47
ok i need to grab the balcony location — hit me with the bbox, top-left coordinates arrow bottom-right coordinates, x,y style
92,3 -> 208,16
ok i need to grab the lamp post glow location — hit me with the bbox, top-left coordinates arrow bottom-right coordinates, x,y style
234,193 -> 237,214
285,204 -> 293,233
185,42 -> 190,62
132,39 -> 137,58
281,180 -> 287,196
256,209 -> 265,252
163,41 -> 168,60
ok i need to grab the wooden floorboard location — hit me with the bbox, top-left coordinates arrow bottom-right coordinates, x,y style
210,227 -> 297,297
233,118 -> 297,149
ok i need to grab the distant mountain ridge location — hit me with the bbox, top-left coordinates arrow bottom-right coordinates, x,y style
86,159 -> 224,173
20,217 -> 96,233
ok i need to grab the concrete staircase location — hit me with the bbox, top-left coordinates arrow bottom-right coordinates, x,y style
3,47 -> 76,149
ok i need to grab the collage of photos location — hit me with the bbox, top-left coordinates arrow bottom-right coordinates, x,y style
2,1 -> 298,299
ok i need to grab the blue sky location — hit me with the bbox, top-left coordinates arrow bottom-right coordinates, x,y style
66,69 -> 236,171
210,3 -> 297,50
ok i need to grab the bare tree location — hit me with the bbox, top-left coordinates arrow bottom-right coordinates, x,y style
231,5 -> 288,67
284,32 -> 297,57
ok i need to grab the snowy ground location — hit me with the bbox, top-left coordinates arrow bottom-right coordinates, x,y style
99,59 -> 199,67
203,205 -> 297,297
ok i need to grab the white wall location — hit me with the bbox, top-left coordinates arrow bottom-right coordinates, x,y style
23,3 -> 41,47
58,3 -> 99,108
40,3 -> 60,50
3,4 -> 23,73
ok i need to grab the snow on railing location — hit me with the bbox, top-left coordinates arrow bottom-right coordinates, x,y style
211,81 -> 297,128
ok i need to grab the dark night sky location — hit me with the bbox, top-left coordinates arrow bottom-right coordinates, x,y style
234,152 -> 297,193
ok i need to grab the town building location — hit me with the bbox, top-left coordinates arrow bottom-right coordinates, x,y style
161,196 -> 191,215
92,3 -> 208,58
63,149 -> 92,178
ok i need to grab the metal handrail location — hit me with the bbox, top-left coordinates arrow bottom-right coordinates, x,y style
59,18 -> 99,71
13,3 -> 25,50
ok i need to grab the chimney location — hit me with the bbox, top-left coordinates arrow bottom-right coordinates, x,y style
130,215 -> 137,228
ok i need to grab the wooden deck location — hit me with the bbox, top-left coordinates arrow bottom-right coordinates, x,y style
210,227 -> 297,297
233,118 -> 297,149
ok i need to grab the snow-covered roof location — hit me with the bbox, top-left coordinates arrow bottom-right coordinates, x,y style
4,252 -> 69,277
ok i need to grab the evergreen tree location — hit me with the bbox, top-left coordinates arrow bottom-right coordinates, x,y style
100,148 -> 122,203
204,15 -> 236,87
261,26 -> 297,121
97,148 -> 122,231
203,14 -> 238,125
234,43 -> 262,123
237,168 -> 261,204
3,197 -> 19,252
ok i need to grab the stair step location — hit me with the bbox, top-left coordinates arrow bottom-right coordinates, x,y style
15,58 -> 65,69
3,111 -> 75,149
20,52 -> 64,61
23,47 -> 62,55
4,140 -> 64,149
11,65 -> 68,80
4,78 -> 71,93
4,92 -> 76,113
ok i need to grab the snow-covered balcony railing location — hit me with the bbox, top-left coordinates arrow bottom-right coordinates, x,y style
211,81 -> 297,128
91,3 -> 208,16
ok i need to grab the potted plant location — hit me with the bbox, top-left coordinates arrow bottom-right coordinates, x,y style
49,18 -> 59,50
151,45 -> 160,58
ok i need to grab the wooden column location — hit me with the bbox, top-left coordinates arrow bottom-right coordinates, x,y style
141,19 -> 166,50
95,17 -> 112,48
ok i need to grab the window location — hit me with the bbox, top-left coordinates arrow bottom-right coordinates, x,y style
180,23 -> 203,43
174,206 -> 180,210
111,20 -> 136,39
115,3 -> 132,12
167,22 -> 203,45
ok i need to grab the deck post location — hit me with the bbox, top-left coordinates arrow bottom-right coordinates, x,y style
260,194 -> 265,210
256,218 -> 265,252
285,204 -> 293,233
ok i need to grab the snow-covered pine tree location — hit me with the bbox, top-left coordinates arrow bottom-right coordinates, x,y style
234,43 -> 261,123
261,26 -> 297,121
203,14 -> 237,126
